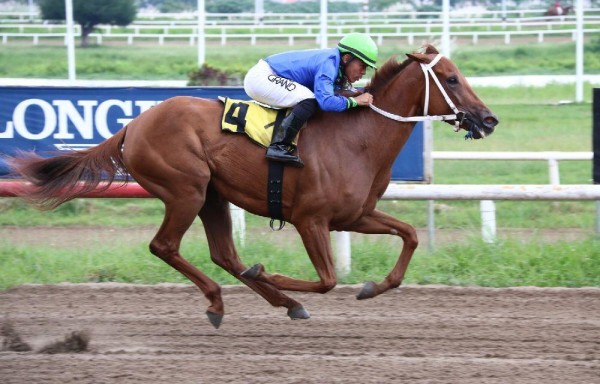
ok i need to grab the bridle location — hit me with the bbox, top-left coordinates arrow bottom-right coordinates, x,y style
369,54 -> 466,132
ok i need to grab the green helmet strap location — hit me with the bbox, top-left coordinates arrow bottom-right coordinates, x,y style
338,43 -> 371,65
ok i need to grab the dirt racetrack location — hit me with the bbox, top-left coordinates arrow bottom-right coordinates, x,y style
1,283 -> 599,383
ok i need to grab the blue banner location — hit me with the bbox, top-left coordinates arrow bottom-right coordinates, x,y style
0,86 -> 423,181
391,121 -> 423,181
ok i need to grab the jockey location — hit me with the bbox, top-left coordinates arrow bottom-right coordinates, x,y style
243,32 -> 378,167
554,1 -> 563,15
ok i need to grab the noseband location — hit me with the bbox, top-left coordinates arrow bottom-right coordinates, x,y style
369,54 -> 465,131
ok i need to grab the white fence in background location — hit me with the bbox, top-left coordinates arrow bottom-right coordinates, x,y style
3,28 -> 598,47
432,151 -> 593,185
3,8 -> 600,24
384,183 -> 599,200
2,9 -> 600,47
332,182 -> 600,277
4,16 -> 600,33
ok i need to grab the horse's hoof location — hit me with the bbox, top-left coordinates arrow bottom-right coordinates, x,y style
287,305 -> 310,320
206,310 -> 224,329
356,281 -> 377,300
240,263 -> 263,279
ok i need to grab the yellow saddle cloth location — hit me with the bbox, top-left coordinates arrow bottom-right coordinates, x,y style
219,97 -> 294,148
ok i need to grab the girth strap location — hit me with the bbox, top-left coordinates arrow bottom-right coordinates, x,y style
267,160 -> 286,230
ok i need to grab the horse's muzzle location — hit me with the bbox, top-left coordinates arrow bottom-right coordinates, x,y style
459,111 -> 499,139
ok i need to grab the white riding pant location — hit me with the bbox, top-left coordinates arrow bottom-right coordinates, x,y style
243,59 -> 315,109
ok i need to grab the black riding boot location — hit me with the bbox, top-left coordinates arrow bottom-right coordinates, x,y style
266,112 -> 305,167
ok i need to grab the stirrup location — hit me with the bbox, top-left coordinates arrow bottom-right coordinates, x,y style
266,153 -> 304,167
266,146 -> 304,167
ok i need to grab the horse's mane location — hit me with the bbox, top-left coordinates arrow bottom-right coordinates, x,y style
366,44 -> 439,94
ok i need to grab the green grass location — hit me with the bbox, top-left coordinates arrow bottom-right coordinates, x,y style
2,40 -> 600,80
1,232 -> 598,289
351,236 -> 600,288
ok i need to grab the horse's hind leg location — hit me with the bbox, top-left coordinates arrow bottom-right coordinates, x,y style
148,192 -> 225,328
199,184 -> 310,320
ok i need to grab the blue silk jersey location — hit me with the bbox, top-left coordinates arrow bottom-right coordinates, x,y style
264,48 -> 349,112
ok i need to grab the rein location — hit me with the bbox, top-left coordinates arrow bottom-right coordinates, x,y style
369,54 -> 464,131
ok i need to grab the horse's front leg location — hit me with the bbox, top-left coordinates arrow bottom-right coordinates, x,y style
200,185 -> 310,320
242,219 -> 337,294
344,208 -> 418,300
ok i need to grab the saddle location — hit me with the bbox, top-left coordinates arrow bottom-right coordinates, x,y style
219,97 -> 290,229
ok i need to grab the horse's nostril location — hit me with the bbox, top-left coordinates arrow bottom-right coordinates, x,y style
484,116 -> 498,128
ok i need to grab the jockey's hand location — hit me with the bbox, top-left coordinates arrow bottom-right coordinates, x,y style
354,92 -> 373,106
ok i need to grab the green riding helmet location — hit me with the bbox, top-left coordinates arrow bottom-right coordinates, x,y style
337,33 -> 378,69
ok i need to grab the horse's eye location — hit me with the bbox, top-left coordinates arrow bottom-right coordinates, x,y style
447,76 -> 459,85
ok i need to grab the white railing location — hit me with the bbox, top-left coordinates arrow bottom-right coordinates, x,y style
383,183 -> 600,200
3,28 -> 599,47
333,182 -> 600,276
333,151 -> 598,276
3,16 -> 600,31
3,16 -> 600,32
429,151 -> 596,244
429,151 -> 594,243
2,8 -> 600,47
3,8 -> 600,24
432,151 -> 593,185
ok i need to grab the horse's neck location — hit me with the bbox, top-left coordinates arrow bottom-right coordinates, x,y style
373,62 -> 425,121
361,66 -> 424,159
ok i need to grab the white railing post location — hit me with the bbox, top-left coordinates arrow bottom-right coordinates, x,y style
230,204 -> 246,248
480,200 -> 496,243
427,200 -> 435,251
333,231 -> 351,277
548,158 -> 560,185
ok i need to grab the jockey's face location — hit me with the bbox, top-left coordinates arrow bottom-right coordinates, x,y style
342,54 -> 368,83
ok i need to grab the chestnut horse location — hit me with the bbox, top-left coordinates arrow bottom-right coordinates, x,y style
9,45 -> 498,328
545,4 -> 573,16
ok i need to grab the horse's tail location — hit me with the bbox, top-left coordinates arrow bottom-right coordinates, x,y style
8,127 -> 129,210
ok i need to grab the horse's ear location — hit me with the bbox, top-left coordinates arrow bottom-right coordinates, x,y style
424,45 -> 439,54
406,44 -> 440,63
406,53 -> 429,64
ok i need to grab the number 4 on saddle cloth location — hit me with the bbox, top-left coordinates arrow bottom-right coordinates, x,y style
219,96 -> 296,148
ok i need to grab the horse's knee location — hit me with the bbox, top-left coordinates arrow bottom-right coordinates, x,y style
400,226 -> 419,250
149,239 -> 175,262
406,232 -> 418,250
318,279 -> 337,294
